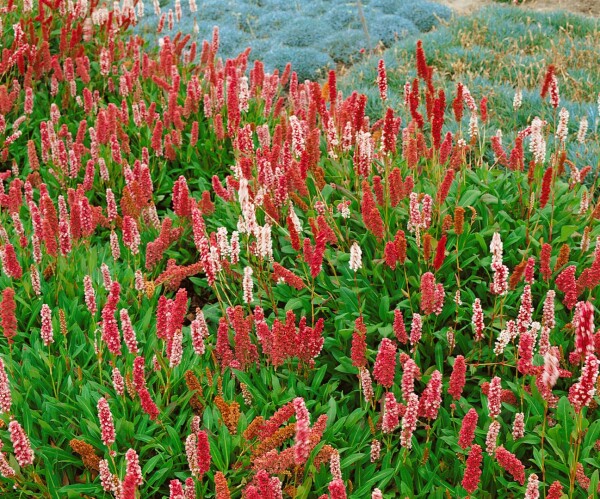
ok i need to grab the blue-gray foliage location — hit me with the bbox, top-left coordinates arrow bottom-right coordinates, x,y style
278,17 -> 330,48
134,0 -> 450,80
364,14 -> 418,47
324,29 -> 367,64
396,1 -> 452,32
261,46 -> 334,81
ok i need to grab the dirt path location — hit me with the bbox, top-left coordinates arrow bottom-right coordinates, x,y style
437,0 -> 600,17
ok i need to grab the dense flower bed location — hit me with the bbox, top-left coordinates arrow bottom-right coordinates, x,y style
0,1 -> 599,498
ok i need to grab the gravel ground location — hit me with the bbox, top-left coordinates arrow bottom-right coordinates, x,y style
439,0 -> 600,16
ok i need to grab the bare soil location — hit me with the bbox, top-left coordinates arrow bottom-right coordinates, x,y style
437,0 -> 600,17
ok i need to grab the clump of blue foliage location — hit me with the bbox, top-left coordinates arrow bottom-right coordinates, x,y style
135,0 -> 451,80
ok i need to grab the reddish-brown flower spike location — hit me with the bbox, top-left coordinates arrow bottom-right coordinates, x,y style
431,89 -> 445,149
1,244 -> 23,279
453,83 -> 464,123
462,444 -> 482,494
351,317 -> 367,368
540,65 -> 555,98
272,262 -> 305,290
437,169 -> 455,205
393,309 -> 408,344
215,472 -> 231,499
389,168 -> 404,206
310,232 -> 327,278
480,97 -> 488,122
395,230 -> 407,264
377,59 -> 387,101
458,408 -> 478,449
546,481 -> 564,499
555,265 -> 578,310
373,338 -> 397,389
495,446 -> 525,485
197,430 -> 211,477
382,107 -> 400,154
540,243 -> 552,280
328,69 -> 337,108
138,387 -> 160,420
1,288 -> 17,344
384,241 -> 398,269
215,317 -> 234,370
259,401 -> 296,440
540,167 -> 553,208
490,135 -> 508,166
517,331 -> 535,375
448,355 -> 466,400
361,180 -> 385,240
433,235 -> 447,270
415,40 -> 430,84
151,119 -> 163,156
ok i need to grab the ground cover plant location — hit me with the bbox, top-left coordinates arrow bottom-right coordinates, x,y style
0,0 -> 600,498
135,0 -> 451,80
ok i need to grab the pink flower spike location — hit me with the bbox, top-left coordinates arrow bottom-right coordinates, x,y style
40,304 -> 54,346
512,412 -> 525,440
0,357 -> 12,413
524,473 -> 539,499
448,355 -> 466,400
373,338 -> 397,389
120,309 -> 138,354
495,446 -> 525,485
381,392 -> 400,434
487,376 -> 502,418
8,420 -> 34,467
472,298 -> 484,341
97,397 -> 116,448
197,430 -> 211,477
458,408 -> 478,450
400,393 -> 419,450
328,478 -> 347,499
461,444 -> 482,494
0,451 -> 15,478
293,397 -> 311,465
125,448 -> 143,486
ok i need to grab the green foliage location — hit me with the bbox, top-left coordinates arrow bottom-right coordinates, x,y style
1,1 -> 600,499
